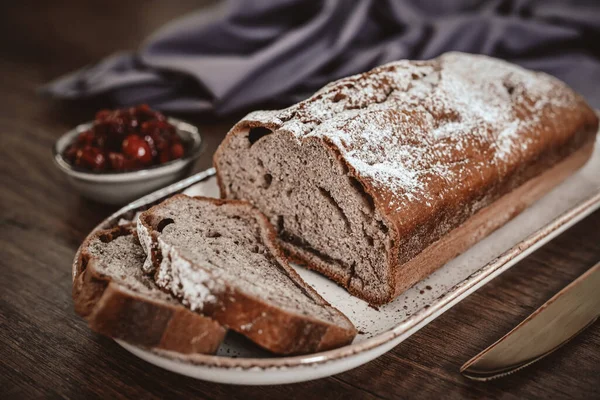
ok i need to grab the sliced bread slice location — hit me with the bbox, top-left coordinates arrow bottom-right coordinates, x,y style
73,224 -> 226,354
137,194 -> 357,355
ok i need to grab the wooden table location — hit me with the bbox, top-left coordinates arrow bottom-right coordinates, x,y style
1,2 -> 598,398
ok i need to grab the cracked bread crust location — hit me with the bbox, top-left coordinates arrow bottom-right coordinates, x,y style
73,225 -> 225,354
137,195 -> 357,355
214,52 -> 599,304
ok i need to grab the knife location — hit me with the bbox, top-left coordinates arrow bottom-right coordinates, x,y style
461,262 -> 600,381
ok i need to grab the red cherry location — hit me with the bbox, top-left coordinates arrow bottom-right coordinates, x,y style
121,134 -> 140,156
142,135 -> 158,157
76,130 -> 95,145
93,132 -> 108,148
161,121 -> 176,133
95,119 -> 125,139
137,145 -> 152,164
122,134 -> 152,164
129,118 -> 139,131
135,104 -> 165,122
78,147 -> 106,171
142,121 -> 175,152
152,131 -> 169,151
170,142 -> 184,159
92,152 -> 106,170
159,150 -> 171,164
114,116 -> 129,133
139,122 -> 150,135
74,145 -> 92,167
110,152 -> 138,171
141,120 -> 175,136
63,144 -> 79,162
123,116 -> 138,132
108,152 -> 125,170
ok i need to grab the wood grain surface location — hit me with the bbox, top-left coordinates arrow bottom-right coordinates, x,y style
1,2 -> 598,399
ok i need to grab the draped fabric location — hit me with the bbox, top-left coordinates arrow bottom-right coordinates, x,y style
42,0 -> 600,115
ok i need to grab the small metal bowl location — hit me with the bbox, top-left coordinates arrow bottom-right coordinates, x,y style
53,118 -> 203,205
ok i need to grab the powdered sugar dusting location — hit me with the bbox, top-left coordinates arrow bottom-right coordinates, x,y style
136,215 -> 223,311
240,52 -> 584,212
154,236 -> 223,311
136,217 -> 156,274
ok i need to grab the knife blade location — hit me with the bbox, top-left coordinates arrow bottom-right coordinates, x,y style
461,262 -> 600,381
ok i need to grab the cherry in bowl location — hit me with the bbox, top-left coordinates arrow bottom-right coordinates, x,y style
62,105 -> 188,173
53,108 -> 202,205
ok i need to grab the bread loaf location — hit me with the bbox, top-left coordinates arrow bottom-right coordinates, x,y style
214,52 -> 598,305
73,225 -> 225,354
137,195 -> 357,355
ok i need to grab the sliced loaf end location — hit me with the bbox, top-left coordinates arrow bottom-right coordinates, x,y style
138,194 -> 357,354
73,224 -> 226,354
214,128 -> 396,305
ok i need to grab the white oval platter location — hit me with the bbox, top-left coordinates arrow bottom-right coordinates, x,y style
76,136 -> 600,385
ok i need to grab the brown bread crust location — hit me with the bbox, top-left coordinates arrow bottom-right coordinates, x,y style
137,195 -> 357,355
72,225 -> 225,354
213,52 -> 599,305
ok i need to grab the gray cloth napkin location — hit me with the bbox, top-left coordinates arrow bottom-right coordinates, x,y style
41,0 -> 600,115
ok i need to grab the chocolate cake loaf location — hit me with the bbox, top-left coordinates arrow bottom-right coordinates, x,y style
214,52 -> 598,305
